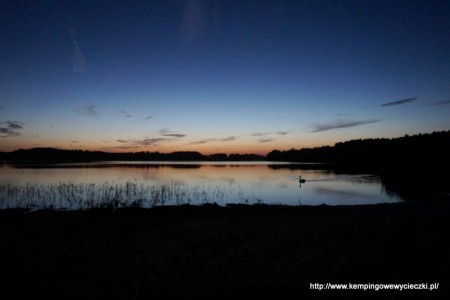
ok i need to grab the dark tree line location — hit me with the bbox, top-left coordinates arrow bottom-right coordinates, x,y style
1,131 -> 449,173
268,130 -> 450,192
0,148 -> 265,163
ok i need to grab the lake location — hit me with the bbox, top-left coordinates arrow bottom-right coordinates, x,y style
0,161 -> 402,210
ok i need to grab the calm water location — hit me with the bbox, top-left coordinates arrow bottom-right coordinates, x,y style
0,162 -> 402,209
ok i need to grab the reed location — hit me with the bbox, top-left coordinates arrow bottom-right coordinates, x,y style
0,181 -> 263,211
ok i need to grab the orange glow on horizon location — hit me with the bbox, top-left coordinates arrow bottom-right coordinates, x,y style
0,142 -> 331,156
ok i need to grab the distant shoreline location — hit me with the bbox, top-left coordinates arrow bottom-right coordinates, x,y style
1,130 -> 449,165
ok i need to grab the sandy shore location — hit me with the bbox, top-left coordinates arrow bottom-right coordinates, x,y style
1,201 -> 449,299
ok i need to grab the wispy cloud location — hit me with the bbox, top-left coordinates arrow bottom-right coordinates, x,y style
381,97 -> 417,107
252,131 -> 288,137
0,120 -> 24,137
188,135 -> 240,145
142,115 -> 153,121
110,146 -> 139,150
189,138 -> 216,145
221,136 -> 237,142
181,0 -> 205,44
134,138 -> 167,147
6,121 -> 23,129
159,128 -> 186,138
159,128 -> 170,135
115,137 -> 168,148
164,133 -> 186,138
0,128 -> 20,137
76,105 -> 98,117
180,0 -> 220,45
310,119 -> 381,133
258,138 -> 274,143
251,132 -> 269,137
425,99 -> 450,107
276,131 -> 288,136
119,110 -> 132,118
68,25 -> 86,73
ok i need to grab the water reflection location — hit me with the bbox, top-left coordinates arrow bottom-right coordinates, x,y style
0,162 -> 408,209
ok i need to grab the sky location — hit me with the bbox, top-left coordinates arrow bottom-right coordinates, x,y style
1,0 -> 449,155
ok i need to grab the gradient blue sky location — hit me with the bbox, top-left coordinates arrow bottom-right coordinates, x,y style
1,0 -> 449,154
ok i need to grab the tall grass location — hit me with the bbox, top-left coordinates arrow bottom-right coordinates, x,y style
0,181 -> 263,211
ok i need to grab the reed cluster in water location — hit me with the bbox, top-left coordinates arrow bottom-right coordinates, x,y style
0,181 -> 262,211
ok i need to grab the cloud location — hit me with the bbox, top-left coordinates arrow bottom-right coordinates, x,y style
134,138 -> 167,147
68,26 -> 86,73
276,131 -> 288,136
159,128 -> 185,138
425,99 -> 450,107
188,135 -> 239,145
76,105 -> 98,117
70,140 -> 79,143
0,128 -> 20,137
110,146 -> 139,150
181,0 -> 205,44
258,138 -> 274,143
163,133 -> 186,138
251,132 -> 269,137
189,139 -> 216,145
115,137 -> 168,148
6,121 -> 23,129
72,41 -> 86,73
159,128 -> 170,135
86,105 -> 98,116
0,120 -> 24,137
252,131 -> 287,137
310,119 -> 381,133
180,0 -> 221,45
119,110 -> 132,118
142,115 -> 153,121
221,136 -> 237,142
380,97 -> 417,107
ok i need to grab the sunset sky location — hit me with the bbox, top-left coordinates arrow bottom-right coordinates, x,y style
1,0 -> 449,154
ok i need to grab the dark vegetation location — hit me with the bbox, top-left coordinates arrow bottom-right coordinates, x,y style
1,130 -> 448,168
0,148 -> 265,163
1,201 -> 449,299
267,130 -> 450,170
267,130 -> 450,194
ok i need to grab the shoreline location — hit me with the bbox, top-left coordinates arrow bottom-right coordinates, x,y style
1,200 -> 449,298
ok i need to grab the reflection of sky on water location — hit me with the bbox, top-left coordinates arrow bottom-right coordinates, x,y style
0,163 -> 403,206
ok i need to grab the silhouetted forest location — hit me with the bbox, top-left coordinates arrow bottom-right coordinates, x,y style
1,131 -> 449,168
1,131 -> 449,171
268,130 -> 450,192
267,130 -> 450,170
0,148 -> 265,163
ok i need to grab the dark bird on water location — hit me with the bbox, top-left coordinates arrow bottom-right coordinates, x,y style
299,176 -> 306,183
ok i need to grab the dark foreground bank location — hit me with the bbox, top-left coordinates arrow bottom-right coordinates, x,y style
1,201 -> 449,299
